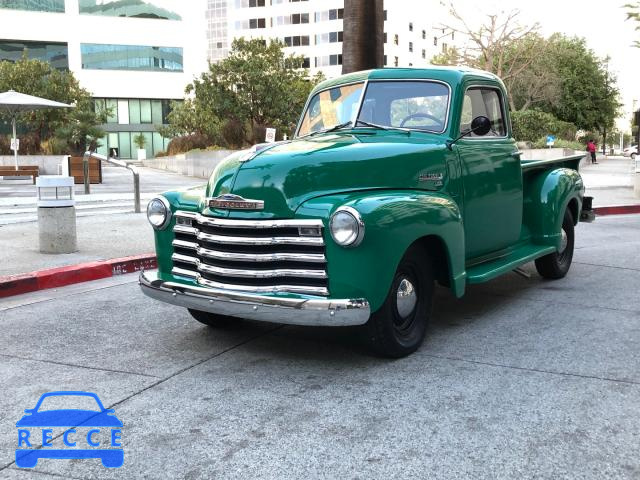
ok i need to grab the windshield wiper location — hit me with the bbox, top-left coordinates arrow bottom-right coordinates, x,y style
306,120 -> 353,137
355,119 -> 410,135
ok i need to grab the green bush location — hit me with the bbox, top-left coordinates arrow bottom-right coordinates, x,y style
531,137 -> 585,150
511,109 -> 577,142
166,133 -> 213,156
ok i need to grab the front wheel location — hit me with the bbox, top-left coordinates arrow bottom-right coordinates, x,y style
364,246 -> 434,358
535,209 -> 575,279
188,309 -> 237,328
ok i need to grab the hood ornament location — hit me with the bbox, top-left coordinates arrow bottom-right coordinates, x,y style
208,193 -> 264,210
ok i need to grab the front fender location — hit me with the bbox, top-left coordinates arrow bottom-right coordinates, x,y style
296,191 -> 466,312
523,168 -> 584,248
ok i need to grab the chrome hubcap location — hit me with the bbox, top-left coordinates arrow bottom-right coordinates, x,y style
559,228 -> 568,253
396,278 -> 417,318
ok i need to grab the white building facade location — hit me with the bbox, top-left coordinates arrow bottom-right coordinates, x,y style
207,0 -> 460,78
0,0 -> 208,158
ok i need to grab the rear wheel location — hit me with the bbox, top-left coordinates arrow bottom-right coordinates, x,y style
535,209 -> 575,279
188,309 -> 237,328
364,246 -> 434,358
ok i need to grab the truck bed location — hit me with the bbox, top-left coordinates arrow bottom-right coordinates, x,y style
520,154 -> 584,172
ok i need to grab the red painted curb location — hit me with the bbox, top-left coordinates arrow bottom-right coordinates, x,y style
0,254 -> 157,299
593,205 -> 640,216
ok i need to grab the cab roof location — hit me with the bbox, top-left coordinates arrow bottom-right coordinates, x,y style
310,66 -> 501,94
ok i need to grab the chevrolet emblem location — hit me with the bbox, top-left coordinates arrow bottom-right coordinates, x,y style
208,194 -> 264,210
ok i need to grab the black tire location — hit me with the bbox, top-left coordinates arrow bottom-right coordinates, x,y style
364,246 -> 434,358
188,308 -> 237,328
535,209 -> 575,279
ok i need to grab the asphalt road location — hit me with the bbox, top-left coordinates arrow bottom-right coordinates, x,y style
1,215 -> 639,479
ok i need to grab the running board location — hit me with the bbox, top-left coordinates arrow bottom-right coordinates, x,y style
466,244 -> 556,284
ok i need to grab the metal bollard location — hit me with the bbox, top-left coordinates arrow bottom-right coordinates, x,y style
635,158 -> 640,199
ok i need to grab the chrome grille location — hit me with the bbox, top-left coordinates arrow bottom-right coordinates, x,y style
171,211 -> 328,296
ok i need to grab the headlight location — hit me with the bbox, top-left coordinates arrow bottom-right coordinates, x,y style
147,196 -> 172,230
329,206 -> 365,247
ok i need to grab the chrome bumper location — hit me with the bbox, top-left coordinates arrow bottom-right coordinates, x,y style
139,270 -> 370,327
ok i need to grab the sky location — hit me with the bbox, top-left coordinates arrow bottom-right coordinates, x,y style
447,0 -> 639,131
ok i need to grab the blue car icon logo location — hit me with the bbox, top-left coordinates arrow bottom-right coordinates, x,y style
16,391 -> 123,468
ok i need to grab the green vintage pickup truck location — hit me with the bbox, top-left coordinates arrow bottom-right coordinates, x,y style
141,67 -> 590,357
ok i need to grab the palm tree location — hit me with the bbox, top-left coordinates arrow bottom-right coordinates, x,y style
342,0 -> 384,74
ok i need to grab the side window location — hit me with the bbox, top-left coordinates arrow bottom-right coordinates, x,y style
460,88 -> 506,137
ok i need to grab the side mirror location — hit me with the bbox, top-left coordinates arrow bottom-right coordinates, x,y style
470,116 -> 491,136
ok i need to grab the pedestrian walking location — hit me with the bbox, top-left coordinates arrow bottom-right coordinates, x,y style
587,139 -> 597,164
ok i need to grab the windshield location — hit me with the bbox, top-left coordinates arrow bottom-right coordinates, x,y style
297,82 -> 364,137
358,81 -> 449,133
297,80 -> 450,137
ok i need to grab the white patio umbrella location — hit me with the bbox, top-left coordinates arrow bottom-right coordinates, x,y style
0,90 -> 72,170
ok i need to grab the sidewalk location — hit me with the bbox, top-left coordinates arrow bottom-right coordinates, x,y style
580,154 -> 639,206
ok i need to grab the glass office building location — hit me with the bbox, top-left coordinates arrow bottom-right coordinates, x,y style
0,0 -> 207,159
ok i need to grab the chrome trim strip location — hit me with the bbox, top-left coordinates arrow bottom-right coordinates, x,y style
172,240 -> 326,263
197,231 -> 324,246
172,253 -> 327,279
176,211 -> 324,230
171,266 -> 328,295
140,270 -> 369,327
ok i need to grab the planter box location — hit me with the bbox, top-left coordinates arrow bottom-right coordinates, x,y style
68,156 -> 102,184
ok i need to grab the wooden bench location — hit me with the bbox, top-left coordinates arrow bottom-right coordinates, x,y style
0,166 -> 40,184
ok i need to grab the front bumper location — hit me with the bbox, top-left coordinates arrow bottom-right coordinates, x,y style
139,270 -> 370,327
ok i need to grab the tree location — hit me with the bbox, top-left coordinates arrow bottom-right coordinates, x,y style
433,8 -> 620,136
625,2 -> 640,47
0,56 -> 104,153
53,96 -> 108,156
342,0 -> 384,73
544,36 -> 619,135
165,38 -> 323,146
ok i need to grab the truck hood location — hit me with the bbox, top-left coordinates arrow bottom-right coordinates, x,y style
206,132 -> 448,218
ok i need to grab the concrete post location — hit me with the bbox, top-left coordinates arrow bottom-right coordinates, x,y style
36,176 -> 77,254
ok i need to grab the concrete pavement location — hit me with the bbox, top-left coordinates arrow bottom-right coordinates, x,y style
0,214 -> 638,479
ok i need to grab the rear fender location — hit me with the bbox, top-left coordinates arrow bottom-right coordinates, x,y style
523,168 -> 584,249
296,191 -> 466,312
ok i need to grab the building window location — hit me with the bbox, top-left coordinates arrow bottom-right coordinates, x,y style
383,9 -> 387,20
433,36 -> 438,46
284,35 -> 310,47
301,57 -> 310,68
451,31 -> 455,40
422,29 -> 426,40
275,13 -> 308,25
315,31 -> 343,44
409,22 -> 413,32
409,42 -> 413,52
421,49 -> 426,59
383,55 -> 387,66
314,8 -> 343,22
81,44 -> 184,72
0,39 -> 68,70
315,54 -> 342,67
394,56 -> 398,67
383,32 -> 387,43
442,43 -> 448,53
0,0 -> 64,12
78,0 -> 180,20
216,42 -> 223,49
235,0 -> 265,6
248,17 -> 266,28
393,34 -> 398,45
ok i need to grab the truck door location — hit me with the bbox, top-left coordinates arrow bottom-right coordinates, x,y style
456,86 -> 523,259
